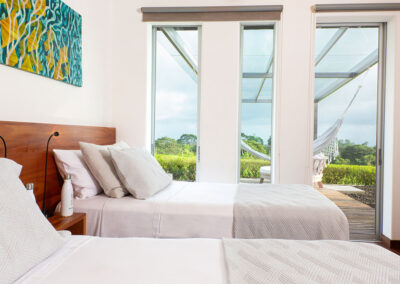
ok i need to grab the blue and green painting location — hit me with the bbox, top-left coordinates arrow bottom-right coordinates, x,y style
0,0 -> 82,87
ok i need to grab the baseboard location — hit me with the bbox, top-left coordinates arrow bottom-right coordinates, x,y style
381,234 -> 400,249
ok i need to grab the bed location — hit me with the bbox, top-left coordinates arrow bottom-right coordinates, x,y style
61,181 -> 350,240
16,236 -> 400,284
1,156 -> 398,284
0,120 -> 349,241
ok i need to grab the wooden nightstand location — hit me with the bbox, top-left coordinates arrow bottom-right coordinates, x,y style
48,213 -> 86,235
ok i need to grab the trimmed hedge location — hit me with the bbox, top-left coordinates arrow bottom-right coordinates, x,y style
322,164 -> 376,186
240,159 -> 270,178
156,154 -> 196,181
156,154 -> 270,180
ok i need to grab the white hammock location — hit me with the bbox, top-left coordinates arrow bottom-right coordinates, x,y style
241,85 -> 362,161
313,86 -> 360,156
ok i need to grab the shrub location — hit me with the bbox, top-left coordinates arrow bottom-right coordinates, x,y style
156,154 -> 196,181
322,164 -> 376,186
156,154 -> 270,180
240,159 -> 270,178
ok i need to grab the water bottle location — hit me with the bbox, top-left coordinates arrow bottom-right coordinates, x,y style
25,183 -> 36,201
61,174 -> 74,217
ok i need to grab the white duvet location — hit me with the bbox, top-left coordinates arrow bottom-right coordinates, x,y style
67,181 -> 349,240
16,236 -> 400,284
16,236 -> 227,284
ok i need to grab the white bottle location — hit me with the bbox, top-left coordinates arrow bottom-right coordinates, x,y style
61,174 -> 74,217
25,183 -> 36,201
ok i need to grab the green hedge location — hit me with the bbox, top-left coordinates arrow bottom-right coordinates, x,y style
322,165 -> 376,185
156,155 -> 270,180
240,159 -> 270,178
156,154 -> 196,181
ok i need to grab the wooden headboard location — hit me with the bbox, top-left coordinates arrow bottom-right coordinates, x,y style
0,121 -> 116,215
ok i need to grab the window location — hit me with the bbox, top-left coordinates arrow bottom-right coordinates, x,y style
240,25 -> 275,184
151,26 -> 200,181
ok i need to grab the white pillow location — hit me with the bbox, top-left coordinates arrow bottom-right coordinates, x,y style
80,141 -> 130,198
0,158 -> 22,177
110,148 -> 172,200
53,149 -> 101,199
0,159 -> 67,284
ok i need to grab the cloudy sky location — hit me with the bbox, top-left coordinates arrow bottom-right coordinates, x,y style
154,26 -> 379,147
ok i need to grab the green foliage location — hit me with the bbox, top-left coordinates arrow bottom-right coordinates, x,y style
332,140 -> 376,166
241,133 -> 271,158
156,154 -> 270,180
322,165 -> 376,186
241,159 -> 270,178
155,137 -> 182,155
155,134 -> 197,156
241,133 -> 264,145
156,154 -> 196,181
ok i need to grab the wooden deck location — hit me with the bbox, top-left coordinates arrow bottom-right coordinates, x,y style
319,188 -> 377,241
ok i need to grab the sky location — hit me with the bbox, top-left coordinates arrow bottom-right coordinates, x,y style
154,26 -> 379,147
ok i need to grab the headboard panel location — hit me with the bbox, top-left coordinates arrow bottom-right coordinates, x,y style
0,121 -> 116,215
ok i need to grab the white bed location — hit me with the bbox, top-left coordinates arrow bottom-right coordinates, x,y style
62,181 -> 350,240
16,236 -> 400,284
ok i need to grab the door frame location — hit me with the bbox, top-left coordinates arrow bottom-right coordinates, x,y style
315,22 -> 387,241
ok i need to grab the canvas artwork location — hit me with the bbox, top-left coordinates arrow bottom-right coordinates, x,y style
0,0 -> 82,87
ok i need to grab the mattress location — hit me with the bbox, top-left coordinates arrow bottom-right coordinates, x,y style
61,181 -> 348,240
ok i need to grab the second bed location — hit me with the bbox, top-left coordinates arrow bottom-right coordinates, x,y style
62,181 -> 350,240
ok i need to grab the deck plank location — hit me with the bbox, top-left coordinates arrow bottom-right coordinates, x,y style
319,188 -> 376,241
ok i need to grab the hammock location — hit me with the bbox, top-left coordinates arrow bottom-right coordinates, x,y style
241,85 -> 363,161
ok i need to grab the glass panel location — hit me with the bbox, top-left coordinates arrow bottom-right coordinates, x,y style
153,27 -> 199,181
316,27 -> 379,73
240,26 -> 274,184
242,78 -> 273,100
315,78 -> 349,102
242,27 -> 274,73
315,28 -> 339,57
314,25 -> 380,241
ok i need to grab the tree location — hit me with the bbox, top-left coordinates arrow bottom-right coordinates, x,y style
177,134 -> 197,154
332,140 -> 376,166
155,137 -> 182,155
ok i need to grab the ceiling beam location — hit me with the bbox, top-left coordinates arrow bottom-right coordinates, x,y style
315,49 -> 378,103
315,27 -> 347,66
160,27 -> 198,82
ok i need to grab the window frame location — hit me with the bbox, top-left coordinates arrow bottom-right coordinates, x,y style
238,22 -> 278,184
150,25 -> 202,181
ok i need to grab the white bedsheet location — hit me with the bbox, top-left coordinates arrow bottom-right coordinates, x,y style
70,181 -> 236,238
16,236 -> 227,284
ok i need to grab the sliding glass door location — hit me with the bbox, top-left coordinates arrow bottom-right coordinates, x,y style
240,25 -> 275,184
151,26 -> 200,181
313,23 -> 385,240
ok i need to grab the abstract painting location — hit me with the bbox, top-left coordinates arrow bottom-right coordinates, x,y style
0,0 -> 82,86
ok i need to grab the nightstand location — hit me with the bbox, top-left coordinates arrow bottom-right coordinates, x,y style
48,213 -> 86,235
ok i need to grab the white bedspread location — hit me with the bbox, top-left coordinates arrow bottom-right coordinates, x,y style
233,184 -> 349,240
66,181 -> 348,240
17,236 -> 227,284
223,239 -> 400,284
17,237 -> 400,284
71,181 -> 235,238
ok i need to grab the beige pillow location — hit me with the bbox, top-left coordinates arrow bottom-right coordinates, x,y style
110,148 -> 172,200
79,141 -> 130,198
0,158 -> 67,284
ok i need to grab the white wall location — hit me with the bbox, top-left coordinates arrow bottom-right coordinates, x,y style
111,0 -> 317,185
0,0 -> 113,127
198,22 -> 241,183
112,0 -> 400,239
